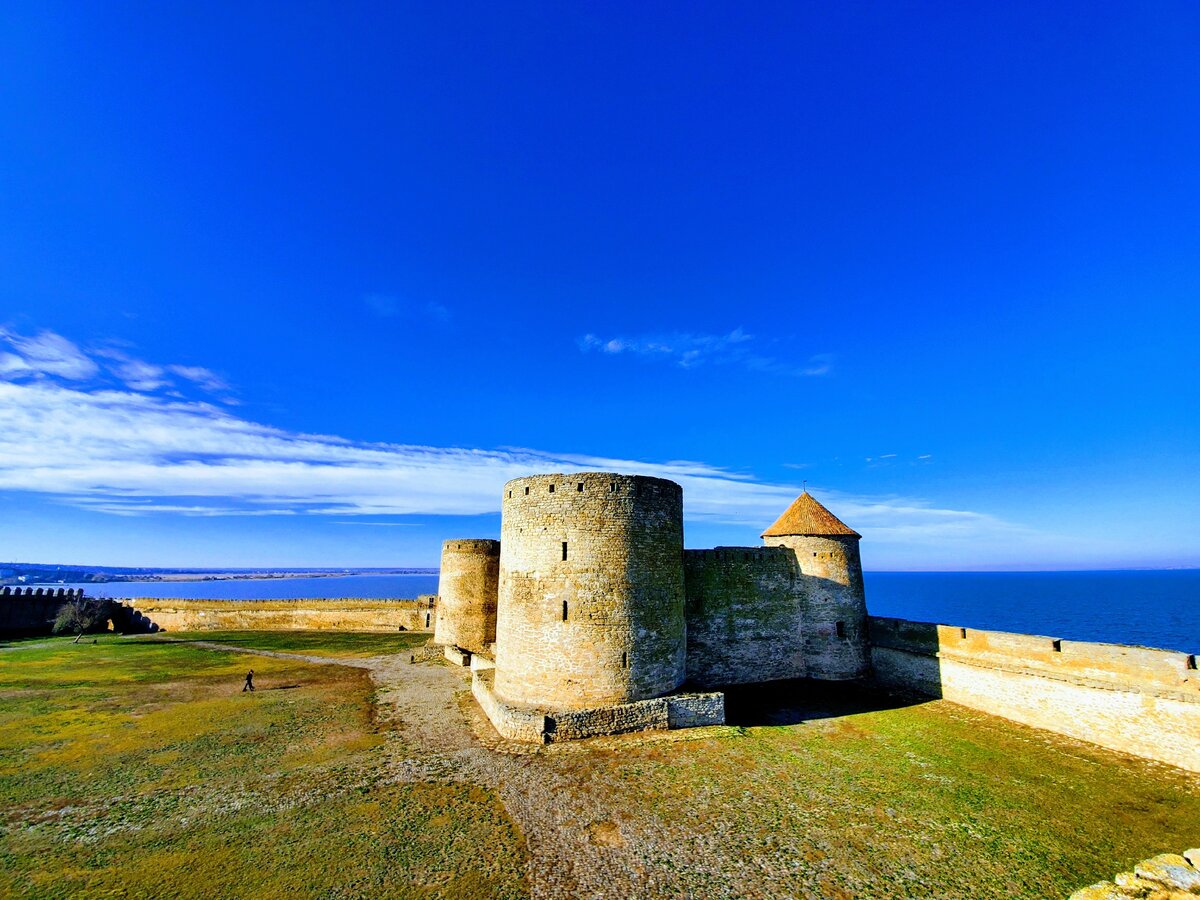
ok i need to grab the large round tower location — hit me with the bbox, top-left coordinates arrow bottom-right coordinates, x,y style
433,539 -> 500,655
493,472 -> 686,711
761,492 -> 870,680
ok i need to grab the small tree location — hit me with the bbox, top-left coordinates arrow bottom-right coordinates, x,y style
53,597 -> 114,643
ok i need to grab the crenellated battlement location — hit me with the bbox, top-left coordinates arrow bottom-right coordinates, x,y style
0,586 -> 86,598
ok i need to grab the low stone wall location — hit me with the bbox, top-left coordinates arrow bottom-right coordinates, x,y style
472,669 -> 547,742
869,616 -> 1200,773
473,668 -> 725,743
125,596 -> 437,633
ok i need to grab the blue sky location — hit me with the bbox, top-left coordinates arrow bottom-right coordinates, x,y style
0,1 -> 1197,570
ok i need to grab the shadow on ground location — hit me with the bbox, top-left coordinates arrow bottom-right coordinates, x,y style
721,678 -> 928,727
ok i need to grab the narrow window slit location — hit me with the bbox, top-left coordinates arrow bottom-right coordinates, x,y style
562,541 -> 568,561
549,483 -> 555,493
959,627 -> 967,639
621,651 -> 627,668
577,482 -> 584,492
562,601 -> 568,622
835,621 -> 846,639
1052,640 -> 1062,652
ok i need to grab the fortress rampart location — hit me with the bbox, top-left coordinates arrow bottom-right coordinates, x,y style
869,616 -> 1200,773
494,473 -> 687,710
684,547 -> 807,687
123,596 -> 437,633
0,587 -> 86,635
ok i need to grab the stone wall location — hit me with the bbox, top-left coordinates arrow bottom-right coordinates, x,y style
433,539 -> 500,654
0,587 -> 86,635
869,616 -> 1200,773
761,533 -> 869,679
473,667 -> 725,743
683,547 -> 808,687
494,472 -> 687,711
124,596 -> 437,633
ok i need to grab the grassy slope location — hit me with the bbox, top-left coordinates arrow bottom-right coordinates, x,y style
0,636 -> 526,900
160,629 -> 431,658
553,688 -> 1200,898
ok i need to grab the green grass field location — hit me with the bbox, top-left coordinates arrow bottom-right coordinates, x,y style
3,631 -> 1198,898
0,635 -> 527,900
160,629 -> 432,658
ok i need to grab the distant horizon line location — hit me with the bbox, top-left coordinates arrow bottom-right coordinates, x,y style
10,562 -> 1200,578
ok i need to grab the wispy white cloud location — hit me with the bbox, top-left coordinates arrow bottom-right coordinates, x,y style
166,364 -> 229,393
0,329 -> 99,380
0,327 -> 1036,565
0,328 -> 230,398
364,293 -> 451,324
0,376 -> 1022,561
580,329 -> 832,377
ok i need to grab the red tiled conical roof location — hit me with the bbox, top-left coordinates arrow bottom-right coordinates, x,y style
761,492 -> 861,539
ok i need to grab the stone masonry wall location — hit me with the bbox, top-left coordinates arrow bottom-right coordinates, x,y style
433,539 -> 500,654
870,616 -> 1200,773
0,588 -> 86,635
683,547 -> 808,687
760,534 -> 869,679
494,472 -> 687,710
473,668 -> 725,743
125,597 -> 437,633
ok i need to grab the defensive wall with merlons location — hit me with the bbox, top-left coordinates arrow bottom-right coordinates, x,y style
0,587 -> 87,635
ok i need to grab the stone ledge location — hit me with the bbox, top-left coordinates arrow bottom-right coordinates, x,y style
472,668 -> 724,743
443,645 -> 471,666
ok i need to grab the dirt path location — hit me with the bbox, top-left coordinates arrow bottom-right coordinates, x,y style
184,640 -> 712,898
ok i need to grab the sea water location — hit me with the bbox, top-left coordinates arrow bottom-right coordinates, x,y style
45,569 -> 1198,654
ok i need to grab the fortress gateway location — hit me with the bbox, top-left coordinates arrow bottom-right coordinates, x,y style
434,472 -> 869,742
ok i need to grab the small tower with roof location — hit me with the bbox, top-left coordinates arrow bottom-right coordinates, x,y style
761,491 -> 870,680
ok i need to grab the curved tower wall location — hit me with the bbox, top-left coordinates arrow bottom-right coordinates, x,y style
494,472 -> 686,710
761,533 -> 869,679
434,539 -> 500,654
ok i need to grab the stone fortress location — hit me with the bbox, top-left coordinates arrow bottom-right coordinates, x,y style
435,471 -> 874,742
435,470 -> 1199,770
2,470 -> 1195,768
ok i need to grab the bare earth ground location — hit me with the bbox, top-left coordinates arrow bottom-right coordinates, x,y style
187,636 -> 1200,899
4,633 -> 1199,899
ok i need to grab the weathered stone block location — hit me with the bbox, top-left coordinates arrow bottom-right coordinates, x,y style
1134,855 -> 1200,892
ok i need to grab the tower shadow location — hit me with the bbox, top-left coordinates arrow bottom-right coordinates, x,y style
721,677 -> 929,727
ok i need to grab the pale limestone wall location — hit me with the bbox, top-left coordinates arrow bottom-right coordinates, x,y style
761,534 -> 869,679
125,597 -> 437,633
683,547 -> 808,687
870,616 -> 1200,773
472,669 -> 549,742
473,668 -> 724,743
433,539 -> 500,653
494,472 -> 687,711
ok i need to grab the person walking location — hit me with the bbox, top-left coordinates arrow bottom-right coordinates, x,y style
242,669 -> 255,692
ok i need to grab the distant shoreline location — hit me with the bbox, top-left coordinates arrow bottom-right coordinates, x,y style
24,570 -> 438,585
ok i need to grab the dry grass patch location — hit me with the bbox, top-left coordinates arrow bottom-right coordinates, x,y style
0,635 -> 527,899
